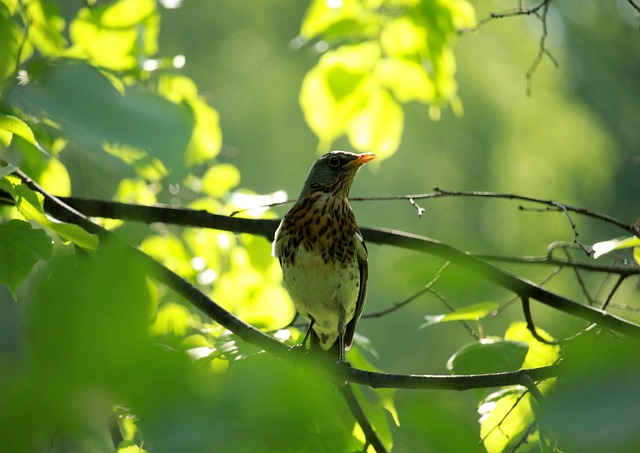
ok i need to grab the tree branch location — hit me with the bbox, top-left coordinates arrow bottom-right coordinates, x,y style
342,365 -> 560,391
340,384 -> 388,453
4,170 -> 574,391
54,197 -> 640,338
351,188 -> 640,237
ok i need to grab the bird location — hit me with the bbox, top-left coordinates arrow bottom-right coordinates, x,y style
272,150 -> 376,361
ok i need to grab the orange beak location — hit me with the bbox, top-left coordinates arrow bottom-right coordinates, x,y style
346,152 -> 377,167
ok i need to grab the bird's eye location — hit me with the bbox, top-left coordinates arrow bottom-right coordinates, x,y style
328,156 -> 341,168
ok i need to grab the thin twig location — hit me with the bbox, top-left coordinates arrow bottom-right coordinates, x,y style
600,275 -> 627,311
508,422 -> 538,453
350,188 -> 640,237
521,296 -> 559,345
481,390 -> 529,444
493,266 -> 562,316
340,384 -> 388,453
459,0 -> 550,33
364,262 -> 451,318
526,0 -> 558,96
561,246 -> 597,306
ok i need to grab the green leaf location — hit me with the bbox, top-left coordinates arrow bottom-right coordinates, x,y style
300,0 -> 379,41
0,4 -> 29,81
504,322 -> 560,369
347,86 -> 403,157
157,75 -> 223,165
7,62 -> 192,175
202,164 -> 240,198
376,58 -> 435,103
479,387 -> 535,453
592,236 -> 640,259
300,43 -> 379,150
68,0 -> 158,70
0,114 -> 46,153
447,338 -> 528,375
11,182 -> 98,250
0,219 -> 53,298
423,301 -> 499,326
24,0 -> 67,57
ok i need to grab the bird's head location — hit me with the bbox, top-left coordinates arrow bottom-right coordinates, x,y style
299,151 -> 376,198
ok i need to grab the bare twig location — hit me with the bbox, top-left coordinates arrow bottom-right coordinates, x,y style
460,0 -> 550,33
364,261 -> 451,318
351,188 -> 640,237
600,275 -> 627,311
526,0 -> 558,96
408,197 -> 426,217
493,266 -> 562,316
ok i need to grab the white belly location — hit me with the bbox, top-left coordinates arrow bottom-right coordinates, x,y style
281,247 -> 360,349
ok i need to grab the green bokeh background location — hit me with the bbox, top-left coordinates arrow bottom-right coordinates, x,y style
148,0 -> 640,371
1,1 -> 639,451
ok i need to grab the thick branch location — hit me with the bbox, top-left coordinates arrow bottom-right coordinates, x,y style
4,174 -> 569,391
342,365 -> 559,390
55,197 -> 640,338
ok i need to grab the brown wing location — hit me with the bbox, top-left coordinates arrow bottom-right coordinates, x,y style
344,229 -> 368,349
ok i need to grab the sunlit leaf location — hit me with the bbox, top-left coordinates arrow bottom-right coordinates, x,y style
24,0 -> 67,57
350,346 -> 401,429
237,284 -> 295,330
376,58 -> 435,103
505,322 -> 560,369
592,236 -> 640,259
141,235 -> 194,277
68,0 -> 158,70
299,0 -> 475,155
300,43 -> 379,149
114,178 -> 158,206
423,301 -> 499,326
150,301 -> 195,337
7,62 -> 192,173
0,114 -> 45,152
0,5 -> 30,81
158,75 -> 222,165
380,16 -> 426,57
447,338 -> 528,374
479,386 -> 534,453
351,385 -> 395,452
11,182 -> 98,249
347,87 -> 403,157
38,158 -> 71,196
201,164 -> 241,198
0,219 -> 53,298
300,0 -> 379,41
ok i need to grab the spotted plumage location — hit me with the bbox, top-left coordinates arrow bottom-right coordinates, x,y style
272,151 -> 375,360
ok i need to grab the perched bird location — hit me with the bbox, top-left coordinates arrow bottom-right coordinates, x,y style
272,150 -> 376,360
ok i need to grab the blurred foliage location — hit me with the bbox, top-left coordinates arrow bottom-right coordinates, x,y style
299,0 -> 475,158
0,0 -> 639,452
